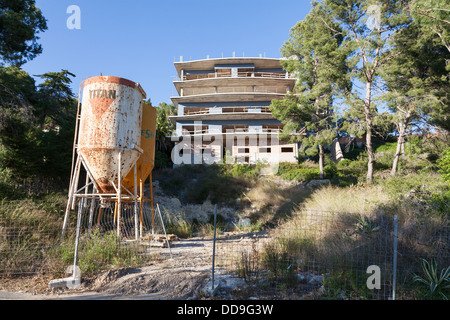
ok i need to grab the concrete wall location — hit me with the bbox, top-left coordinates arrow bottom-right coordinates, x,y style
172,138 -> 297,166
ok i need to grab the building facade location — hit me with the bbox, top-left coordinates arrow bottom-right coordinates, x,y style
169,57 -> 298,166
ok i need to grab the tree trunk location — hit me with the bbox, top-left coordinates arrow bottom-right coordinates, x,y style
364,81 -> 375,184
391,124 -> 405,177
319,144 -> 324,179
391,110 -> 412,176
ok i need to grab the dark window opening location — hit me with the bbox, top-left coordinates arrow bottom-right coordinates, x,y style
238,148 -> 250,154
281,147 -> 294,153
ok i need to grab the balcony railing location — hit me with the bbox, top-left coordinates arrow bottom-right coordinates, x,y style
181,86 -> 289,96
181,71 -> 292,81
222,128 -> 282,134
181,128 -> 209,135
178,127 -> 282,136
183,106 -> 272,116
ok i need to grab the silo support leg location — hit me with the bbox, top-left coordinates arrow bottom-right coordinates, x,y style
96,207 -> 103,227
139,162 -> 144,238
113,202 -> 118,228
117,151 -> 122,238
134,164 -> 138,240
150,174 -> 154,235
61,155 -> 81,240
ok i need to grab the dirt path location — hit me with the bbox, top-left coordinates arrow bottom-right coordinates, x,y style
0,232 -> 265,300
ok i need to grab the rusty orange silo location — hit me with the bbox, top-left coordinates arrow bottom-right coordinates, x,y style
122,103 -> 157,190
77,76 -> 146,193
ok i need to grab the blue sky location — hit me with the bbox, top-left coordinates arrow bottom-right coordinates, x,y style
22,0 -> 311,105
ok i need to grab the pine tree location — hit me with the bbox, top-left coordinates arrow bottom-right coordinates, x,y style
270,1 -> 350,178
0,0 -> 47,66
382,21 -> 449,176
409,0 -> 450,53
324,0 -> 411,183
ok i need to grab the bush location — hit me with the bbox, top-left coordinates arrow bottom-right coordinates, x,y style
374,142 -> 397,153
438,148 -> 450,184
59,229 -> 145,274
378,171 -> 448,200
229,164 -> 258,177
276,162 -> 320,182
284,168 -> 320,181
337,159 -> 352,169
324,156 -> 338,178
155,150 -> 170,169
157,164 -> 251,205
347,156 -> 367,174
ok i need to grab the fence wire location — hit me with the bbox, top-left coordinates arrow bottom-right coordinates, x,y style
1,199 -> 449,300
0,199 -> 62,275
216,209 -> 449,300
0,198 -> 169,276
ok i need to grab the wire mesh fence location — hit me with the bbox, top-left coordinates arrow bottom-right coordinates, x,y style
0,198 -> 170,277
215,209 -> 449,300
1,198 -> 449,300
0,199 -> 62,275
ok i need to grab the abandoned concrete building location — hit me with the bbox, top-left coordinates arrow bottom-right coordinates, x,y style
169,57 -> 299,165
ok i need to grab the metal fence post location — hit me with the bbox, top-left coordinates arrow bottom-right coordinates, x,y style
156,203 -> 172,259
73,199 -> 83,279
392,215 -> 398,300
211,204 -> 217,291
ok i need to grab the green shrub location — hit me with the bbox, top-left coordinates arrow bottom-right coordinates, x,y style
276,162 -> 320,181
438,148 -> 450,184
324,157 -> 338,178
429,191 -> 450,215
347,156 -> 367,174
230,164 -> 257,177
337,159 -> 352,169
374,142 -> 397,153
155,150 -> 170,169
378,171 -> 448,199
59,230 -> 145,274
158,164 -> 251,205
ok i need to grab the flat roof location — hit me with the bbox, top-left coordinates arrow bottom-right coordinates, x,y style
174,57 -> 283,76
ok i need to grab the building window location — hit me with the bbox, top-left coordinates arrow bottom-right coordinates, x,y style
259,147 -> 271,153
281,147 -> 294,153
216,68 -> 231,78
238,148 -> 250,154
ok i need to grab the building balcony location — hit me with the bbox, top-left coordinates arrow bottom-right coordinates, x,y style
169,111 -> 275,124
170,92 -> 287,107
179,71 -> 292,81
175,125 -> 283,137
181,86 -> 289,96
173,76 -> 296,97
183,106 -> 271,116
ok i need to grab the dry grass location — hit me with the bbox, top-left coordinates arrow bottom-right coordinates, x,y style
237,178 -> 449,299
246,181 -> 288,210
300,184 -> 391,214
0,197 -> 66,275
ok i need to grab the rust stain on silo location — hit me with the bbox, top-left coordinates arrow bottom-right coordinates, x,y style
78,75 -> 146,194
